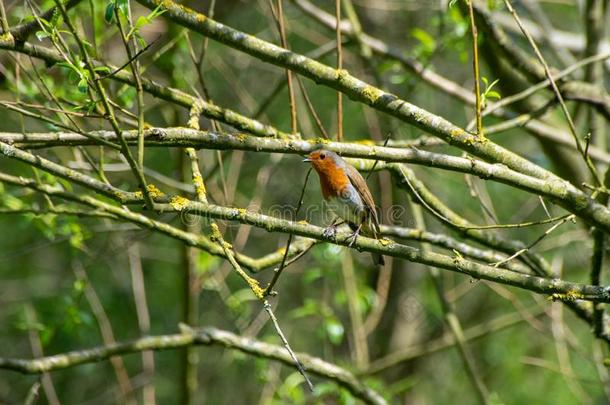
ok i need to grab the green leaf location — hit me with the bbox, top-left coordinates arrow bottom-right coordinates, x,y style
486,90 -> 501,100
136,35 -> 147,49
411,28 -> 436,52
35,30 -> 50,41
77,77 -> 88,93
93,66 -> 111,74
134,15 -> 149,30
104,2 -> 115,24
117,0 -> 129,16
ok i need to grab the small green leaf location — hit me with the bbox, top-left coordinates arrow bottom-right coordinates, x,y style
104,2 -> 115,24
117,0 -> 129,16
411,28 -> 436,52
136,35 -> 147,49
486,90 -> 501,100
93,66 -> 111,74
77,78 -> 88,93
134,15 -> 149,30
35,30 -> 50,41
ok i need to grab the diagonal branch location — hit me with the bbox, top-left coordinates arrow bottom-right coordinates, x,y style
4,130 -> 610,233
133,0 -> 558,182
1,170 -> 609,303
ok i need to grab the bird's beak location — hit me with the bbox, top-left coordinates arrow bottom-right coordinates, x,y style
302,157 -> 311,162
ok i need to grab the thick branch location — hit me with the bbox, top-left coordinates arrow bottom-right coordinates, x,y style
0,327 -> 387,405
134,0 -> 559,182
157,200 -> 610,302
4,129 -> 610,233
1,170 -> 609,302
292,0 -> 610,162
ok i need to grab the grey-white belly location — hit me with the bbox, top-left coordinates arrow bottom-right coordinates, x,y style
326,185 -> 365,225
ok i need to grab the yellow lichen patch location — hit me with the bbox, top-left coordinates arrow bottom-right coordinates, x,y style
336,68 -> 349,81
192,174 -> 207,198
160,0 -> 178,10
449,128 -> 464,138
146,184 -> 165,199
354,139 -> 376,145
548,291 -> 585,302
170,195 -> 190,211
0,32 -> 14,46
209,223 -> 222,241
362,86 -> 383,104
297,220 -> 309,225
249,282 -> 265,300
236,208 -> 248,219
379,238 -> 392,246
235,134 -> 248,143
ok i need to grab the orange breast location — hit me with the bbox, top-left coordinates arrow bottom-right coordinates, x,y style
318,166 -> 350,200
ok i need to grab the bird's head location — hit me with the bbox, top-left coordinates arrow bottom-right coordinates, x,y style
302,149 -> 342,174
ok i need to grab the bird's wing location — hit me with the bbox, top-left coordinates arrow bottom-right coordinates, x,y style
345,164 -> 381,235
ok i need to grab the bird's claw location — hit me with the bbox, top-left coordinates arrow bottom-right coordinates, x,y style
323,225 -> 337,239
347,231 -> 359,247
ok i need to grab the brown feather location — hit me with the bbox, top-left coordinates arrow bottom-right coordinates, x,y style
344,165 -> 385,266
344,164 -> 381,236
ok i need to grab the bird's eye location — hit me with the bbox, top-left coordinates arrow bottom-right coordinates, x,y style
320,153 -> 326,160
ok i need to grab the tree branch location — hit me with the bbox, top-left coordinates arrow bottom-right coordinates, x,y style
133,0 -> 560,182
4,129 -> 610,233
1,170 -> 609,303
0,327 -> 388,405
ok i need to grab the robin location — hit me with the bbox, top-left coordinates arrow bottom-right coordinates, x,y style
303,149 -> 385,265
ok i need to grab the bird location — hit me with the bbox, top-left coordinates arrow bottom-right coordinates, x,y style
303,148 -> 385,265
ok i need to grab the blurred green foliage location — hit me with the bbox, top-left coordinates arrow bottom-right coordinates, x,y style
0,0 -> 607,404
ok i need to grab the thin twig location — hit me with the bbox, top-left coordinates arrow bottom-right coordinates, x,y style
264,301 -> 315,391
466,0 -> 483,137
212,223 -> 314,390
295,75 -> 329,139
335,0 -> 343,141
270,0 -> 298,134
503,0 -> 602,186
264,167 -> 312,296
95,38 -> 158,81
491,215 -> 576,268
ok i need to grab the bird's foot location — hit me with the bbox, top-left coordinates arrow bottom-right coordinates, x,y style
323,225 -> 337,239
347,230 -> 360,247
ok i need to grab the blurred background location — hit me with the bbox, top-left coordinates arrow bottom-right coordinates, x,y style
0,0 -> 608,403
